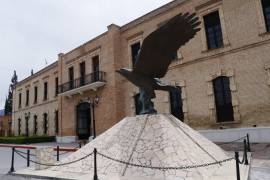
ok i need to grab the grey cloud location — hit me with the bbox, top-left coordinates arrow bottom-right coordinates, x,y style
0,0 -> 172,109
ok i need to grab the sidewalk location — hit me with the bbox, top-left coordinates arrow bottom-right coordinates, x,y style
1,142 -> 270,179
0,142 -> 81,180
220,142 -> 270,180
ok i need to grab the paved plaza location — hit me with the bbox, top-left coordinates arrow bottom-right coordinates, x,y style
0,142 -> 269,179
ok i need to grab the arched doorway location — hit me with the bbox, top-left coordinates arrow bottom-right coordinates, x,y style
76,102 -> 91,140
213,76 -> 234,122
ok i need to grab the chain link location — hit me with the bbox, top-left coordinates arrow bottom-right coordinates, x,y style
54,151 -> 71,157
14,149 -> 36,157
15,149 -> 93,167
218,135 -> 247,145
97,151 -> 234,170
14,148 -> 235,170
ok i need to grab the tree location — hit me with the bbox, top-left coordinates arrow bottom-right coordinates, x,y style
4,71 -> 17,115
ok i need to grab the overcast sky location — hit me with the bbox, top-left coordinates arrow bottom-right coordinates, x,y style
0,0 -> 173,109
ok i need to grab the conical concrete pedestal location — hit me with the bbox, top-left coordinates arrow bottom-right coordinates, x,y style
15,114 -> 250,180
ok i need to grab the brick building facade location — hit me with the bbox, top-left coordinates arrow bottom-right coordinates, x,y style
12,0 -> 270,142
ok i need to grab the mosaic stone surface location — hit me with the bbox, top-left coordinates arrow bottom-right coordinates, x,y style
35,147 -> 55,170
16,114 -> 249,180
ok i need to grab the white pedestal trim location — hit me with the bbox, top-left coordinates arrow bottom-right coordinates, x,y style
199,127 -> 270,143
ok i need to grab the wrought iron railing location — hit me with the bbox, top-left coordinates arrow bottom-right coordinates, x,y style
58,71 -> 105,94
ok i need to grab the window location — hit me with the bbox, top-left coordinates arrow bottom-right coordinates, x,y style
134,93 -> 142,115
69,67 -> 74,89
169,87 -> 184,121
130,42 -> 141,67
18,93 -> 22,108
25,115 -> 29,136
213,76 -> 234,122
55,77 -> 59,96
33,115 -> 38,135
55,110 -> 59,134
18,118 -> 21,135
43,82 -> 48,101
43,113 -> 48,135
80,62 -> 86,86
8,120 -> 12,136
262,0 -> 270,32
204,11 -> 224,49
92,56 -> 100,81
34,86 -> 38,103
26,89 -> 29,106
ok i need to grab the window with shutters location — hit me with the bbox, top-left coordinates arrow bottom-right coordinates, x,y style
213,76 -> 234,122
261,0 -> 270,32
130,42 -> 141,68
204,11 -> 224,49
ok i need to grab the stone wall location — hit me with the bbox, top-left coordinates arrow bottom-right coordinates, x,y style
12,0 -> 270,139
12,63 -> 58,136
119,0 -> 270,129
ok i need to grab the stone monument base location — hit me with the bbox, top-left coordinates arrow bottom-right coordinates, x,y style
14,114 -> 250,180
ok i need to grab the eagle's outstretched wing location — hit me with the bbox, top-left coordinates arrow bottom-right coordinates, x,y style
133,12 -> 201,78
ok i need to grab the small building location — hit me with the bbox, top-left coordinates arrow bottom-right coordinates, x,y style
12,0 -> 270,142
0,112 -> 12,137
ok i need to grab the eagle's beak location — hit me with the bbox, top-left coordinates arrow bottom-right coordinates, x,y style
115,70 -> 121,73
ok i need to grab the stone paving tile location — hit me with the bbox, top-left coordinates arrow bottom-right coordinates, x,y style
249,167 -> 270,180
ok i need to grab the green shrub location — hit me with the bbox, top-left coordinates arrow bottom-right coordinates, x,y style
0,135 -> 55,144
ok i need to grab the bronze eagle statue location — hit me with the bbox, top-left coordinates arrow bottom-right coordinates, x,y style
116,12 -> 201,115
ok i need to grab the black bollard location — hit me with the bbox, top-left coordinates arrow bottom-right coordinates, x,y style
9,147 -> 15,173
93,148 -> 98,180
235,152 -> 241,180
246,134 -> 251,152
243,140 -> 249,165
27,149 -> 30,167
57,146 -> 60,161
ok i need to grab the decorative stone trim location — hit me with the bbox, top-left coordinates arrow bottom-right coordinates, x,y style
196,1 -> 230,52
206,69 -> 241,124
65,46 -> 101,65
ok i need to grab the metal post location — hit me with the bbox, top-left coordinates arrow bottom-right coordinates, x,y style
93,148 -> 98,180
235,152 -> 241,180
9,147 -> 15,173
93,104 -> 96,139
27,149 -> 30,167
57,146 -> 60,161
243,140 -> 249,165
246,134 -> 251,152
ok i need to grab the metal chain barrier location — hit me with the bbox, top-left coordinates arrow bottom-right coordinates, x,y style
218,135 -> 247,145
14,149 -> 36,157
54,151 -> 71,157
13,147 -> 234,170
97,151 -> 234,170
14,149 -> 94,167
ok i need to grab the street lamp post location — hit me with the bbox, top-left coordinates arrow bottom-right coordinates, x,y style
24,112 -> 30,137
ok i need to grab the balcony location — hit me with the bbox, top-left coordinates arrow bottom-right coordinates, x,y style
58,71 -> 106,97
